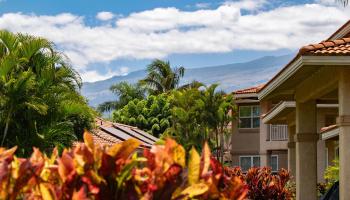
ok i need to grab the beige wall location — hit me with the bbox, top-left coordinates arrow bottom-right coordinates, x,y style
259,101 -> 288,167
230,100 -> 289,170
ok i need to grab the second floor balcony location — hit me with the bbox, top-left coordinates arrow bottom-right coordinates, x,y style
267,124 -> 288,141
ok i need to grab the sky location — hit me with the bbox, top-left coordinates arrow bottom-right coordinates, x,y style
0,0 -> 350,82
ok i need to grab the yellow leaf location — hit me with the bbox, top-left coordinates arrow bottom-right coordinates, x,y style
188,147 -> 200,185
40,183 -> 56,200
83,130 -> 94,150
0,146 -> 17,159
117,139 -> 141,159
180,183 -> 209,198
173,144 -> 186,168
201,142 -> 211,176
106,143 -> 122,157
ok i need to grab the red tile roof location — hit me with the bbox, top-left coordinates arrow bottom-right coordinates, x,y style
320,124 -> 338,133
299,38 -> 350,56
234,84 -> 265,94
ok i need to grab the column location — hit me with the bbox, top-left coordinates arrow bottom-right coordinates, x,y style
338,69 -> 350,200
288,125 -> 296,179
295,100 -> 318,200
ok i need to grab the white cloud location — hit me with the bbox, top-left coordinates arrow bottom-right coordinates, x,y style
81,67 -> 129,82
96,11 -> 114,21
0,1 -> 349,81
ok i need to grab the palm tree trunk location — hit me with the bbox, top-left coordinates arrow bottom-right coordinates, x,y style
1,107 -> 12,146
215,129 -> 219,161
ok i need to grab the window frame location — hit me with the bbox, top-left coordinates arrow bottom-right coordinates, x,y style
239,155 -> 261,171
239,105 -> 260,129
270,155 -> 279,172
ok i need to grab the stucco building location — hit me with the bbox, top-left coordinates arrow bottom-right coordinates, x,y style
230,84 -> 289,172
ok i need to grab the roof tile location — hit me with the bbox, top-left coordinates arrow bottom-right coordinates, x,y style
234,84 -> 265,94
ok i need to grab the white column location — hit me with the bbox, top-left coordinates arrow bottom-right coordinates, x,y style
338,69 -> 350,200
295,100 -> 318,200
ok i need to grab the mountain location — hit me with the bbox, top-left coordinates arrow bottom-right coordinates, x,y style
81,54 -> 294,107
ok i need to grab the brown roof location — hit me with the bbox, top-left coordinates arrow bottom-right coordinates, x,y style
234,84 -> 265,94
299,38 -> 350,56
320,124 -> 338,134
86,118 -> 158,148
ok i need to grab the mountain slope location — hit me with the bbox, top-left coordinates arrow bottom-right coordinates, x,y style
81,54 -> 294,107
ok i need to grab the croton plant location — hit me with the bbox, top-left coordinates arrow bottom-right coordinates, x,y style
0,131 -> 292,200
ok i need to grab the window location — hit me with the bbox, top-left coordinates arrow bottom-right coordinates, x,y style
270,155 -> 278,172
240,156 -> 260,171
239,106 -> 260,128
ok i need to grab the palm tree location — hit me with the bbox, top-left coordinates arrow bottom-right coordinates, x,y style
199,84 -> 235,162
0,30 -> 93,153
97,81 -> 145,113
139,59 -> 185,94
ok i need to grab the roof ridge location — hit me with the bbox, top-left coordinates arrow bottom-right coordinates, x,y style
299,37 -> 350,55
234,83 -> 265,94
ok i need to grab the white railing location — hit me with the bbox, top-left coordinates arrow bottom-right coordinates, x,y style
269,125 -> 288,141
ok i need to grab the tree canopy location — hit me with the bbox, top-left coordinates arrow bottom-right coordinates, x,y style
139,59 -> 185,94
0,31 -> 95,155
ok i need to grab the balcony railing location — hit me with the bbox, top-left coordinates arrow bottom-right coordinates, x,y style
268,124 -> 288,141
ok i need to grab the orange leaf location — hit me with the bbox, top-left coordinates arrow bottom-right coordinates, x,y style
106,143 -> 122,158
201,142 -> 211,177
83,130 -> 94,151
116,139 -> 141,160
180,182 -> 209,198
39,183 -> 56,200
188,147 -> 200,185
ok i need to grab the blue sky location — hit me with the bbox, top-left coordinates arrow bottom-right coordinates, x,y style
0,0 -> 349,82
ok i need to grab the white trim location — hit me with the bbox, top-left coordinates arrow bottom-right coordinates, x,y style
263,102 -> 338,124
317,104 -> 338,108
235,99 -> 260,104
270,155 -> 279,172
329,24 -> 350,40
239,105 -> 260,128
262,101 -> 296,124
258,56 -> 303,100
259,56 -> 350,100
321,127 -> 339,140
234,93 -> 258,99
239,155 -> 261,171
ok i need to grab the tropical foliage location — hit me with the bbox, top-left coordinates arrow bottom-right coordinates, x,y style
0,131 -> 248,200
0,31 -> 95,155
245,167 -> 292,200
97,81 -> 145,113
324,159 -> 339,190
112,94 -> 172,137
139,59 -> 185,94
166,84 -> 235,162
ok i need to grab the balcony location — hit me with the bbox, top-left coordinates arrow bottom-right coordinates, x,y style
267,124 -> 288,141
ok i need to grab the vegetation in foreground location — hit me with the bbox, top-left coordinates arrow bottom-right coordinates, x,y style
0,131 -> 292,200
0,31 -> 95,155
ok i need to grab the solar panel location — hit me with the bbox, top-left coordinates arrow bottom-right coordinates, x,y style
112,124 -> 155,145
